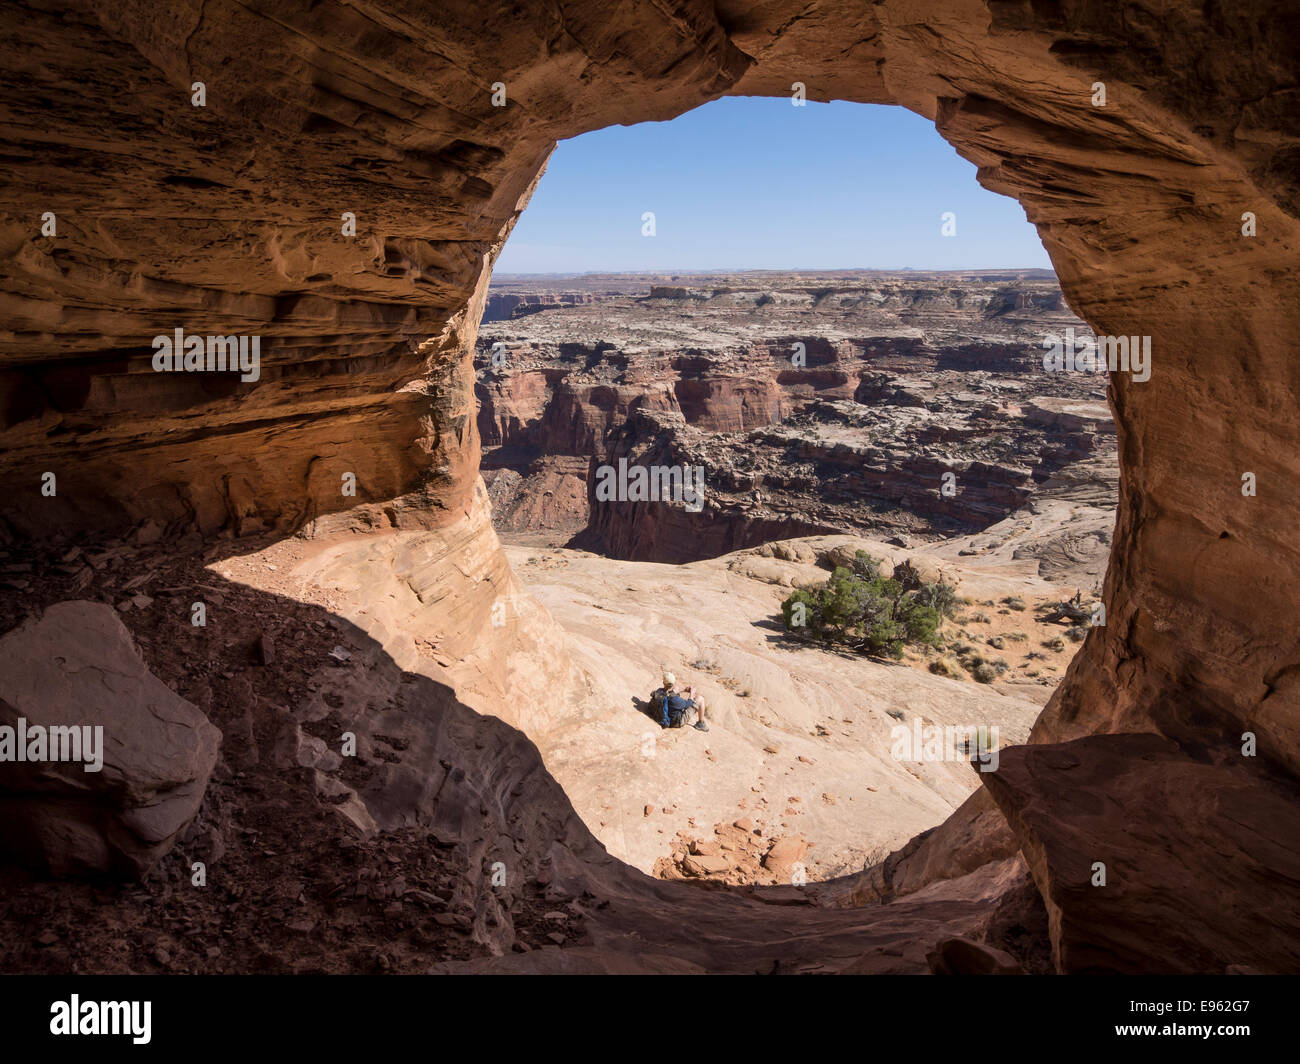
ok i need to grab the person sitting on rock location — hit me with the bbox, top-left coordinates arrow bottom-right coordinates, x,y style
653,672 -> 709,732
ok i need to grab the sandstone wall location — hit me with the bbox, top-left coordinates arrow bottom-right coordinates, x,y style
2,0 -> 1299,969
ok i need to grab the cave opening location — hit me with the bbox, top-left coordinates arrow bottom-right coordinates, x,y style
2,0 -> 1296,977
472,96 -> 1120,884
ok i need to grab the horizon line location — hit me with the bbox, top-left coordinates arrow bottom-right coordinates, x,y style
491,265 -> 1058,278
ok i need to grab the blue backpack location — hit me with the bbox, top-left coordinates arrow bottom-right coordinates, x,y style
653,687 -> 690,728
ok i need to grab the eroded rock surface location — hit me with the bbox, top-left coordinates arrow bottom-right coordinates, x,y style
476,270 -> 1116,561
982,733 -> 1300,975
0,0 -> 1298,974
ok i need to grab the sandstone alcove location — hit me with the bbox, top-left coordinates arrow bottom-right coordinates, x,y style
472,93 -> 1120,887
1,1 -> 1298,974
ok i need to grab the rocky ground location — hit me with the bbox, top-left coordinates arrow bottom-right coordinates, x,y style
0,513 -> 1068,975
0,525 -> 596,972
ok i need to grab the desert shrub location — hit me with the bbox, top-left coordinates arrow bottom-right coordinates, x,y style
896,597 -> 942,646
1001,596 -> 1027,611
892,560 -> 923,592
1042,636 -> 1066,651
913,580 -> 958,618
779,551 -> 952,660
928,655 -> 966,680
1066,625 -> 1090,642
973,663 -> 997,684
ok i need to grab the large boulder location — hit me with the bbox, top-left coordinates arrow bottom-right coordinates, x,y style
0,601 -> 221,877
926,935 -> 1024,975
982,734 -> 1300,974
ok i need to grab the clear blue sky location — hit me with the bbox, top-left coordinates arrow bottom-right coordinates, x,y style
495,97 -> 1051,274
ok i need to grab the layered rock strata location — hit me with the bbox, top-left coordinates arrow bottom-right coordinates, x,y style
476,272 -> 1116,559
0,0 -> 1297,973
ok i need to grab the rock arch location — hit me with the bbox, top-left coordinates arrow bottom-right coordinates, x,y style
1,1 -> 1298,971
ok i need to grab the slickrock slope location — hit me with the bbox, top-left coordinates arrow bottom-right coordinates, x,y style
502,537 -> 1046,878
0,522 -> 1050,975
1,1 -> 1299,973
208,520 -> 1073,883
256,484 -> 577,733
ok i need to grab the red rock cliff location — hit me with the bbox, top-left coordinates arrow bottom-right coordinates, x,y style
1,0 -> 1299,972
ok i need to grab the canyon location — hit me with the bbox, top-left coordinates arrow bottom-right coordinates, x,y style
0,0 -> 1298,976
470,269 -> 1115,888
476,269 -> 1115,567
